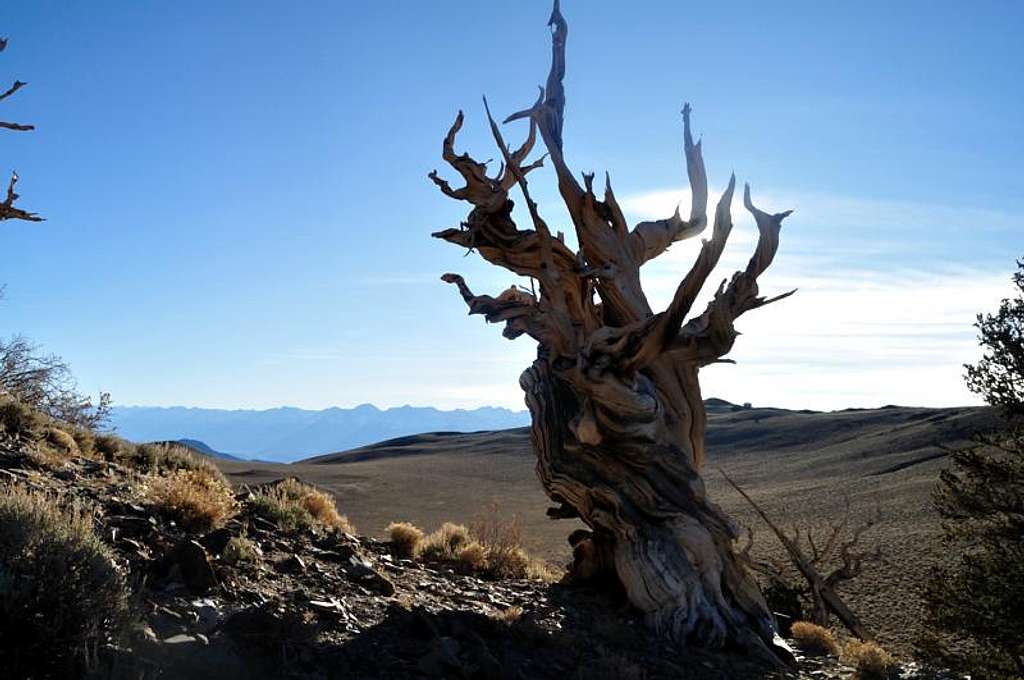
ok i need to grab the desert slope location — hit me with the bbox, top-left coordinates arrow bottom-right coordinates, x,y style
217,403 -> 995,653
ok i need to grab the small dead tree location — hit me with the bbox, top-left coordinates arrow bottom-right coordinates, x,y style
432,1 -> 793,660
0,335 -> 112,429
724,472 -> 883,640
0,36 -> 41,223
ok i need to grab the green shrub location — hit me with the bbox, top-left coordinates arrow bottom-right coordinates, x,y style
0,485 -> 130,677
919,258 -> 1024,678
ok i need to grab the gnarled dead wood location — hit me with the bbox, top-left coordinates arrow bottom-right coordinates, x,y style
722,471 -> 879,641
0,37 -> 40,223
432,1 -> 793,663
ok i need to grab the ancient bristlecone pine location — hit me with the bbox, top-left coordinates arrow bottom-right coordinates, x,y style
431,1 -> 793,660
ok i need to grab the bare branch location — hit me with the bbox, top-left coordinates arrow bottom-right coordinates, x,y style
427,111 -> 506,211
628,103 -> 709,264
482,96 -> 578,354
742,183 -> 791,283
0,79 -> 26,103
543,0 -> 567,150
616,175 -> 735,370
721,470 -> 874,641
0,171 -> 42,222
666,185 -> 791,363
440,273 -> 544,341
0,36 -> 40,220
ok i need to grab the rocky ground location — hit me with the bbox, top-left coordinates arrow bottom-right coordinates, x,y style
0,448 -> 955,680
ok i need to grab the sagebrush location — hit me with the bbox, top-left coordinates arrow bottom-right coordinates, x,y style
0,485 -> 131,677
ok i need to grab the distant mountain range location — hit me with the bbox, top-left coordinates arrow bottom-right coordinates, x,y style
110,404 -> 531,462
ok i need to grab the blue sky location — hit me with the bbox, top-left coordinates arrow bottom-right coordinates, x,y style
0,1 -> 1020,412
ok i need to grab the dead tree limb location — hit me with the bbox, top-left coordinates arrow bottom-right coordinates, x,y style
0,36 -> 40,222
721,470 -> 876,641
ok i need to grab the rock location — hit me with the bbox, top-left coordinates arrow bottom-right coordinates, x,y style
163,633 -> 204,646
199,527 -> 234,555
172,539 -> 218,593
250,516 -> 279,533
316,545 -> 358,563
275,554 -> 307,574
345,555 -> 396,596
149,606 -> 188,639
417,636 -> 463,677
106,514 -> 157,536
309,596 -> 350,621
132,623 -> 158,644
191,599 -> 223,633
223,603 -> 312,655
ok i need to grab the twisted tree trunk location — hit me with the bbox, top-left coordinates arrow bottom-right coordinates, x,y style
431,1 -> 793,662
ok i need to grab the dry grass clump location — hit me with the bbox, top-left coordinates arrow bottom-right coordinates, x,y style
486,544 -> 536,580
0,484 -> 131,677
0,399 -> 99,462
129,442 -> 225,479
44,426 -> 79,456
490,605 -> 523,624
0,399 -> 77,467
386,521 -> 425,558
420,522 -> 471,560
222,535 -> 261,565
842,640 -> 898,678
251,478 -> 354,534
471,505 -> 559,581
790,621 -> 840,656
0,397 -> 46,442
457,540 -> 488,572
93,433 -> 132,461
67,425 -> 96,458
147,468 -> 237,532
407,507 -> 560,582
